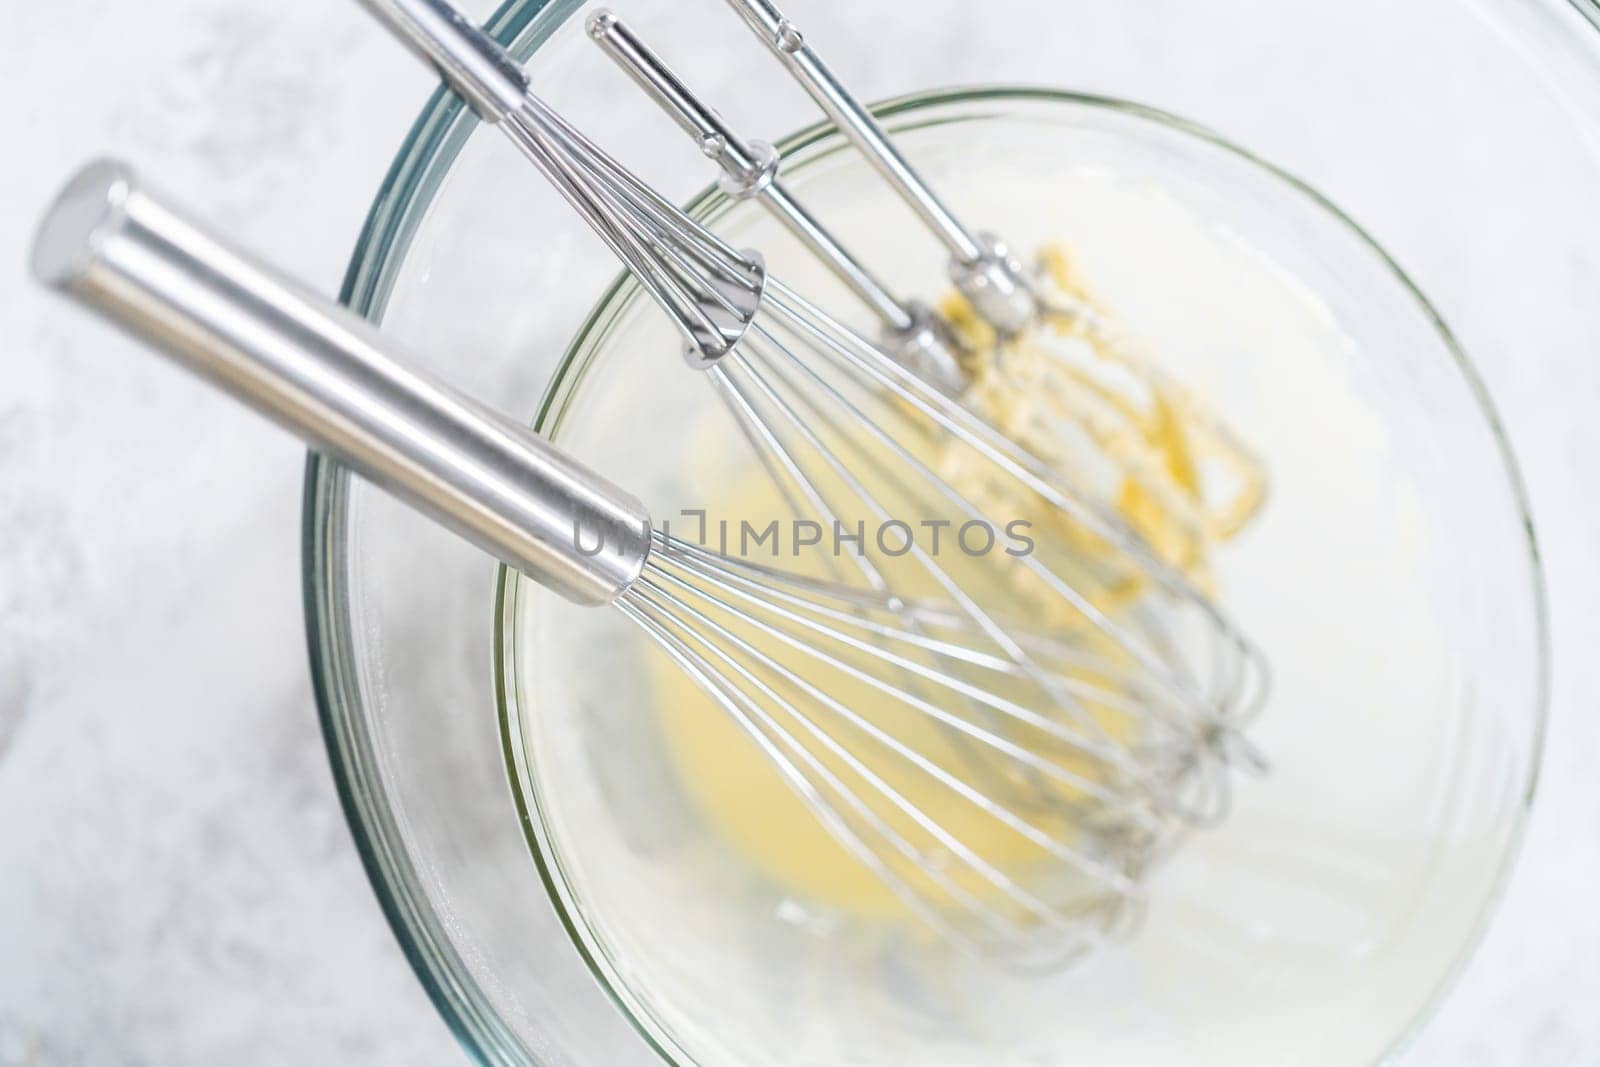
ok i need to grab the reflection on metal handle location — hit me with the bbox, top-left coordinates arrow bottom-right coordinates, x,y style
587,11 -> 773,197
723,0 -> 983,263
723,0 -> 1039,335
31,159 -> 651,606
352,0 -> 528,120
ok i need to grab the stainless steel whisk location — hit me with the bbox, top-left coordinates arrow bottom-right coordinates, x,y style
31,160 -> 1192,966
345,0 -> 1269,963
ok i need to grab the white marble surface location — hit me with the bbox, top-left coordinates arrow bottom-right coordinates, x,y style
2,1 -> 1597,1064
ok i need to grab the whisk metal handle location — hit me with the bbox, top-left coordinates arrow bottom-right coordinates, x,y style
31,160 -> 652,606
587,10 -> 967,391
586,12 -> 770,196
724,0 -> 1038,335
724,0 -> 982,263
353,0 -> 528,121
587,9 -> 913,334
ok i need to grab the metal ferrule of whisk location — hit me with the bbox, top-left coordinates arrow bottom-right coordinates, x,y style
724,0 -> 1040,338
354,0 -> 766,368
585,9 -> 967,394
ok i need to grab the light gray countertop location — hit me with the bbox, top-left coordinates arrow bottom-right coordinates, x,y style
3,1 -> 1597,1063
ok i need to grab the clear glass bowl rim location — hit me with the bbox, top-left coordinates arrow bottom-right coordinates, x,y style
302,0 -> 1563,1061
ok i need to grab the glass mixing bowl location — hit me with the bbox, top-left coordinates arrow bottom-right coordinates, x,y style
305,0 -> 1593,1062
